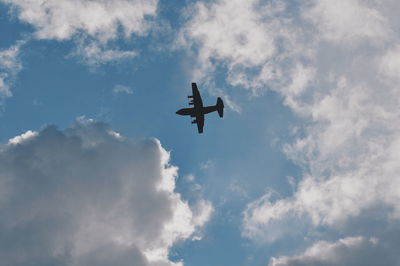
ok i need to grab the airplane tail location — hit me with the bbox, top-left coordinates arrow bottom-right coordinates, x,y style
216,97 -> 224,118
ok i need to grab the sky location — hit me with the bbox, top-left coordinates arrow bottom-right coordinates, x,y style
1,0 -> 400,265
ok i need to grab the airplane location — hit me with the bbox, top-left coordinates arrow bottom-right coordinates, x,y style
176,82 -> 224,134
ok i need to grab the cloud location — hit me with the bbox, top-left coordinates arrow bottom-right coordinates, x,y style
269,237 -> 394,266
379,45 -> 400,81
199,159 -> 214,170
7,129 -> 37,145
113,84 -> 133,95
182,0 -> 400,264
178,0 -> 316,111
242,0 -> 400,230
3,0 -> 159,64
0,0 -> 159,98
72,41 -> 138,65
179,0 -> 279,94
3,0 -> 157,41
0,40 -> 24,99
304,0 -> 390,45
0,118 -> 212,266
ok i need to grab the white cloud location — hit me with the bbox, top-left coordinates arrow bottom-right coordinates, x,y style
242,0 -> 400,235
0,40 -> 24,98
3,0 -> 157,41
0,118 -> 212,266
113,84 -> 133,95
243,76 -> 400,237
182,0 -> 275,67
7,130 -> 37,145
199,159 -> 214,170
2,0 -> 158,64
379,45 -> 400,80
179,0 -> 282,95
0,0 -> 158,99
269,237 -> 388,266
304,0 -> 390,45
185,174 -> 195,182
182,0 -> 400,264
73,41 -> 138,65
179,0 -> 317,110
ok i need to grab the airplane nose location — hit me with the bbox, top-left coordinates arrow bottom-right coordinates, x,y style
176,108 -> 189,115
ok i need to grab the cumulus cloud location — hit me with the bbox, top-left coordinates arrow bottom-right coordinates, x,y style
0,118 -> 212,266
182,0 -> 400,264
0,40 -> 24,99
2,0 -> 158,64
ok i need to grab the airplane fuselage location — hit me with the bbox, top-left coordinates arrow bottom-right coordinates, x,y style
176,106 -> 214,117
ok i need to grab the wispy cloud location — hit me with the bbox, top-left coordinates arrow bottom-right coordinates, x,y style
269,237 -> 387,266
3,0 -> 158,40
3,0 -> 159,65
112,84 -> 133,95
72,40 -> 138,65
0,40 -> 25,99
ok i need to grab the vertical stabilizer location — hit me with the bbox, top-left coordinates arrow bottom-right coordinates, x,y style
216,97 -> 224,118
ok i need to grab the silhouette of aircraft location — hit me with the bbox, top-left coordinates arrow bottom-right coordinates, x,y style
176,83 -> 224,133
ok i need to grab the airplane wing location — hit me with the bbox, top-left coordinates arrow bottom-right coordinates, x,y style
195,114 -> 204,133
191,83 -> 203,108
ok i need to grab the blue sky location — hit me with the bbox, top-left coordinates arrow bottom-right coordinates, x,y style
1,1 -> 400,266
